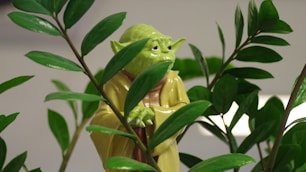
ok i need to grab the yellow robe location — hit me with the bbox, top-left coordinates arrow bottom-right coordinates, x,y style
90,70 -> 189,172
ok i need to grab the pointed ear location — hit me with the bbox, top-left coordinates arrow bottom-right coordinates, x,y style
172,38 -> 186,53
110,40 -> 130,54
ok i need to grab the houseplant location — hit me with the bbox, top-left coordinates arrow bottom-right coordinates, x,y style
1,0 -> 305,171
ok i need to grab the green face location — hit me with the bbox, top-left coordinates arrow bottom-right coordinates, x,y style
111,24 -> 185,75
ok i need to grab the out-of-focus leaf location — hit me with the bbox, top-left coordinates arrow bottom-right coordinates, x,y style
54,0 -> 67,14
101,39 -> 149,85
8,12 -> 61,36
48,109 -> 70,153
0,76 -> 33,94
124,62 -> 171,116
247,0 -> 258,36
237,79 -> 261,95
179,152 -> 202,169
29,168 -> 42,172
235,5 -> 244,48
64,0 -> 94,29
45,91 -> 103,102
82,69 -> 104,119
197,121 -> 227,143
81,12 -> 126,56
149,100 -> 211,150
26,51 -> 83,72
260,20 -> 293,34
207,57 -> 234,75
0,113 -> 19,133
251,35 -> 290,46
293,76 -> 306,108
212,75 -> 238,114
86,125 -> 136,140
2,151 -> 27,172
189,153 -> 255,172
274,144 -> 300,170
285,117 -> 306,131
106,157 -> 157,172
224,67 -> 273,79
187,85 -> 210,102
216,23 -> 225,60
189,44 -> 210,84
0,137 -> 6,170
258,0 -> 279,25
11,0 -> 52,15
236,46 -> 282,63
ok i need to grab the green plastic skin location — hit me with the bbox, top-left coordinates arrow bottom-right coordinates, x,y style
90,24 -> 189,172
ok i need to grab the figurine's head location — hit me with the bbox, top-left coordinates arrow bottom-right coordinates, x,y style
111,24 -> 185,75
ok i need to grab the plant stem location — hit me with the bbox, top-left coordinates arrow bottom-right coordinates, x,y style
256,143 -> 265,171
59,118 -> 89,172
264,63 -> 306,172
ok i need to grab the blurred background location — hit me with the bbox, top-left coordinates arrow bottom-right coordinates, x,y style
1,0 -> 305,171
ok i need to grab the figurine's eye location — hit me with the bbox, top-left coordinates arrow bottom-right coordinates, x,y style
168,45 -> 172,50
152,46 -> 159,51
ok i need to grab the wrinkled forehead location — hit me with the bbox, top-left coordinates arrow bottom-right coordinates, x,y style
149,37 -> 172,45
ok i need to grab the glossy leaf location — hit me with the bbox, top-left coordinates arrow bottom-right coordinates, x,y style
54,0 -> 68,14
225,67 -> 273,79
237,79 -> 261,95
189,44 -> 209,84
11,0 -> 52,15
101,39 -> 149,85
48,109 -> 69,153
51,80 -> 78,122
251,35 -> 289,46
258,0 -> 278,25
293,76 -> 306,108
216,23 -> 225,59
187,85 -> 210,102
235,5 -> 244,48
212,75 -> 238,114
106,157 -> 157,172
8,12 -> 61,36
45,91 -> 103,102
179,152 -> 202,168
0,113 -> 19,133
0,75 -> 33,94
189,153 -> 255,172
229,90 -> 258,130
82,69 -> 104,119
247,0 -> 258,36
124,62 -> 171,116
64,0 -> 94,29
274,144 -> 300,170
149,100 -> 211,150
236,46 -> 282,63
260,20 -> 293,34
81,12 -> 126,56
0,137 -> 6,170
86,125 -> 136,140
26,51 -> 83,72
2,151 -> 27,172
285,117 -> 306,131
197,121 -> 227,143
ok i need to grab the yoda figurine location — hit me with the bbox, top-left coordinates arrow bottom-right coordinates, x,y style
90,24 -> 189,172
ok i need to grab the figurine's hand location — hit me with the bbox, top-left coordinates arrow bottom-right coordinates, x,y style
127,106 -> 154,128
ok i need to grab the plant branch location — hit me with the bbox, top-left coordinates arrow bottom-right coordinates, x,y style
264,63 -> 306,172
256,143 -> 265,171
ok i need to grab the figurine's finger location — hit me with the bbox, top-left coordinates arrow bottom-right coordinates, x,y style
145,119 -> 153,126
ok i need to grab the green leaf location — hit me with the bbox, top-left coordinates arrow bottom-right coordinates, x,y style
197,121 -> 227,143
86,125 -> 136,140
124,62 -> 171,116
225,67 -> 273,79
235,5 -> 244,48
179,152 -> 202,168
0,113 -> 19,133
101,38 -> 149,85
48,109 -> 70,153
187,85 -> 211,102
216,23 -> 225,60
0,137 -> 6,170
64,0 -> 94,29
260,20 -> 293,34
8,12 -> 61,36
26,51 -> 84,72
258,0 -> 279,26
237,79 -> 261,95
275,144 -> 301,170
189,153 -> 255,172
106,157 -> 157,172
54,0 -> 68,14
247,0 -> 259,36
236,46 -> 282,63
2,151 -> 27,172
251,35 -> 290,46
11,0 -> 52,15
212,75 -> 238,114
293,76 -> 306,108
45,91 -> 103,102
149,100 -> 211,150
81,12 -> 126,56
229,90 -> 258,130
285,117 -> 306,131
0,75 -> 33,94
82,69 -> 104,119
189,44 -> 210,84
29,168 -> 42,172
